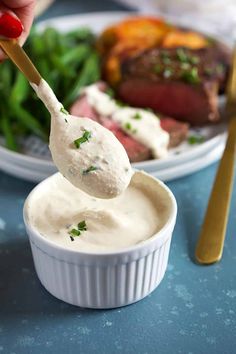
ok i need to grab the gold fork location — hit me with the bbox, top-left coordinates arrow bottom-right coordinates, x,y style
195,45 -> 236,264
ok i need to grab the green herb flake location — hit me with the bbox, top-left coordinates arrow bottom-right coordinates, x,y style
65,118 -> 68,123
160,50 -> 170,59
74,130 -> 92,149
60,106 -> 69,115
132,112 -> 142,120
82,165 -> 98,175
105,87 -> 115,98
153,63 -> 162,74
176,48 -> 189,63
68,220 -> 87,241
115,99 -> 126,107
78,220 -> 87,231
162,57 -> 171,65
188,135 -> 204,145
124,122 -> 132,130
69,228 -> 81,237
163,68 -> 173,79
190,56 -> 200,65
181,67 -> 200,84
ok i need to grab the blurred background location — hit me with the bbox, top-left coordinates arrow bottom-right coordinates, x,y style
36,0 -> 236,41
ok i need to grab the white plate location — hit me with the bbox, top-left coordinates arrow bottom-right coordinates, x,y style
0,12 -> 228,181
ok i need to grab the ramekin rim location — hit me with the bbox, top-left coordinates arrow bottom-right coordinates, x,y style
23,171 -> 177,258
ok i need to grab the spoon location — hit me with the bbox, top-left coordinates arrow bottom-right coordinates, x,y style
0,39 -> 41,85
0,39 -> 133,198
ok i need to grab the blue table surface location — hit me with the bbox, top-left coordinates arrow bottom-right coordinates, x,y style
1,1 -> 236,354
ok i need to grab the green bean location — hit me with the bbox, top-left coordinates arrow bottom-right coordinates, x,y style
0,61 -> 13,96
63,51 -> 100,107
50,55 -> 75,77
10,72 -> 29,103
61,44 -> 91,66
12,104 -> 46,140
1,113 -> 18,151
0,25 -> 101,151
66,28 -> 95,42
43,27 -> 59,51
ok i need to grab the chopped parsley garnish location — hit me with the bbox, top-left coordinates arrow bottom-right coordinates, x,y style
105,87 -> 115,98
160,50 -> 170,59
82,165 -> 98,175
132,112 -> 142,120
162,57 -> 171,65
176,48 -> 189,63
115,99 -> 127,107
153,63 -> 162,74
189,56 -> 200,65
65,118 -> 68,123
78,220 -> 87,231
124,122 -> 132,130
74,130 -> 92,149
181,67 -> 200,84
163,68 -> 173,78
60,106 -> 69,115
68,220 -> 87,241
188,135 -> 204,145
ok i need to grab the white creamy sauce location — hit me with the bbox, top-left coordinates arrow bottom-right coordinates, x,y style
84,84 -> 169,158
27,172 -> 171,252
31,79 -> 133,199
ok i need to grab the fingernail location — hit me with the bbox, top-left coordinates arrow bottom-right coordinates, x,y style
0,12 -> 23,39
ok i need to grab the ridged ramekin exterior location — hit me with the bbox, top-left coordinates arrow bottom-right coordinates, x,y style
24,172 -> 177,309
26,221 -> 174,308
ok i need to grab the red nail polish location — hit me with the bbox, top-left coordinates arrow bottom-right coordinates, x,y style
0,12 -> 23,39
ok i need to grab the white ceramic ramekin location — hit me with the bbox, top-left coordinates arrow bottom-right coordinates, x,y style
23,172 -> 177,309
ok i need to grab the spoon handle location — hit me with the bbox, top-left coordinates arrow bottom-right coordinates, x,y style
0,39 -> 41,85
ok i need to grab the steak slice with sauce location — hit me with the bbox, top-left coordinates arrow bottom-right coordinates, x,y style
118,46 -> 230,125
70,86 -> 189,162
70,95 -> 151,162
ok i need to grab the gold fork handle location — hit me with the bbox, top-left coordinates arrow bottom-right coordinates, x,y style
195,118 -> 236,264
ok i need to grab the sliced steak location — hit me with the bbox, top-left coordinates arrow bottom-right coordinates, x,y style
70,95 -> 151,162
160,117 -> 189,148
118,46 -> 230,125
70,85 -> 189,161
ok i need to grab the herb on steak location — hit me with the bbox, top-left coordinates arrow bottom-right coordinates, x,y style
68,220 -> 87,241
188,135 -> 204,144
153,64 -> 162,74
162,57 -> 171,65
189,56 -> 200,65
181,67 -> 200,84
176,48 -> 189,63
74,130 -> 91,149
115,99 -> 127,107
160,50 -> 170,60
132,112 -> 142,120
82,165 -> 98,175
105,87 -> 115,98
124,122 -> 132,130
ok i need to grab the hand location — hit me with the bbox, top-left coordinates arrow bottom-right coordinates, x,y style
0,0 -> 35,59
